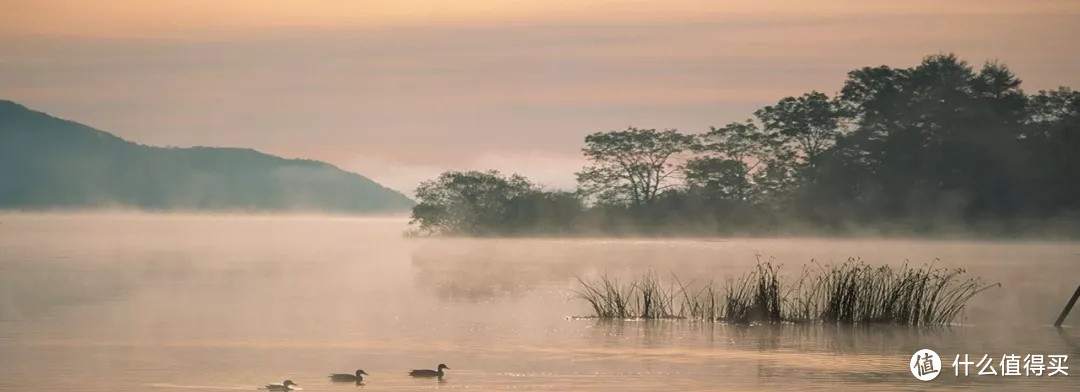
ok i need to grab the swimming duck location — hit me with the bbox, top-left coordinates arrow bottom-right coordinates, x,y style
265,380 -> 298,391
409,364 -> 449,379
329,369 -> 368,382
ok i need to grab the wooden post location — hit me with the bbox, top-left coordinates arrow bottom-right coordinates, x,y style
1055,284 -> 1080,327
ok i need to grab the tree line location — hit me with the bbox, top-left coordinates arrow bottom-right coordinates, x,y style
409,54 -> 1080,237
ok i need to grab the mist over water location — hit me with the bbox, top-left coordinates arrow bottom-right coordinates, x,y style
0,213 -> 1078,391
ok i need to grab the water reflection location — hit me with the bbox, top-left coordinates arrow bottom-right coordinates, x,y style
1055,327 -> 1080,354
0,259 -> 139,321
1,214 -> 1079,391
411,243 -> 587,302
581,320 -> 948,355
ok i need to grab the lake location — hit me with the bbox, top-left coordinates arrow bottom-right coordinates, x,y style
1,213 -> 1078,391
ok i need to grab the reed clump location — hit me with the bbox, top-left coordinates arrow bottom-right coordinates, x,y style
574,270 -> 680,319
573,258 -> 998,326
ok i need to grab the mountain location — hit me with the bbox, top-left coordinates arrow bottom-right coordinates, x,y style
0,100 -> 414,213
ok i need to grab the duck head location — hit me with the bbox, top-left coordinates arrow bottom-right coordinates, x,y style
437,364 -> 450,371
355,369 -> 369,377
283,380 -> 297,388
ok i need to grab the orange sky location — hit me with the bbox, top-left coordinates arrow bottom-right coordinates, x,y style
6,1 -> 1080,36
2,0 -> 1079,193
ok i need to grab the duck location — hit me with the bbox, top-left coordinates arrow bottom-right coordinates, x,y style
409,364 -> 450,379
265,380 -> 298,391
329,369 -> 368,382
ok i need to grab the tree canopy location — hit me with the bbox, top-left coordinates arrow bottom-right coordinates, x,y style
411,170 -> 581,235
576,128 -> 695,207
411,54 -> 1080,237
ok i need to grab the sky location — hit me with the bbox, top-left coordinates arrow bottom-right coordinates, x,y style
2,0 -> 1079,195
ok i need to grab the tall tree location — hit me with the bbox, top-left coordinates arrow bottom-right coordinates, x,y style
695,121 -> 767,165
683,157 -> 751,202
832,54 -> 1031,221
684,121 -> 767,202
1026,87 -> 1080,212
576,128 -> 695,206
411,53 -> 1080,236
754,91 -> 843,171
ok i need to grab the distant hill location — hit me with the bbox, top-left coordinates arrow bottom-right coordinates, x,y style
0,100 -> 414,213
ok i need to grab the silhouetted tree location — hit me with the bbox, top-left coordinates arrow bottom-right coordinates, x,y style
684,121 -> 766,202
410,53 -> 1080,237
754,91 -> 844,171
576,128 -> 695,207
1025,87 -> 1080,213
828,54 -> 1034,223
684,157 -> 751,201
411,170 -> 535,235
411,170 -> 585,235
503,190 -> 584,233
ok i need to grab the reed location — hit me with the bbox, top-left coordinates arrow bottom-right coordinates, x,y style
573,270 -> 680,319
572,258 -> 997,326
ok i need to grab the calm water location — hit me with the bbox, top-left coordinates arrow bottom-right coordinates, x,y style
1,213 -> 1078,391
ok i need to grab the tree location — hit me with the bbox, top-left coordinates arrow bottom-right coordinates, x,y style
410,170 -> 585,235
683,157 -> 751,201
1025,87 -> 1080,212
830,54 -> 1032,221
503,190 -> 584,233
410,170 -> 535,235
754,91 -> 843,171
576,127 -> 695,207
684,121 -> 766,202
695,121 -> 767,164
410,53 -> 1080,237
